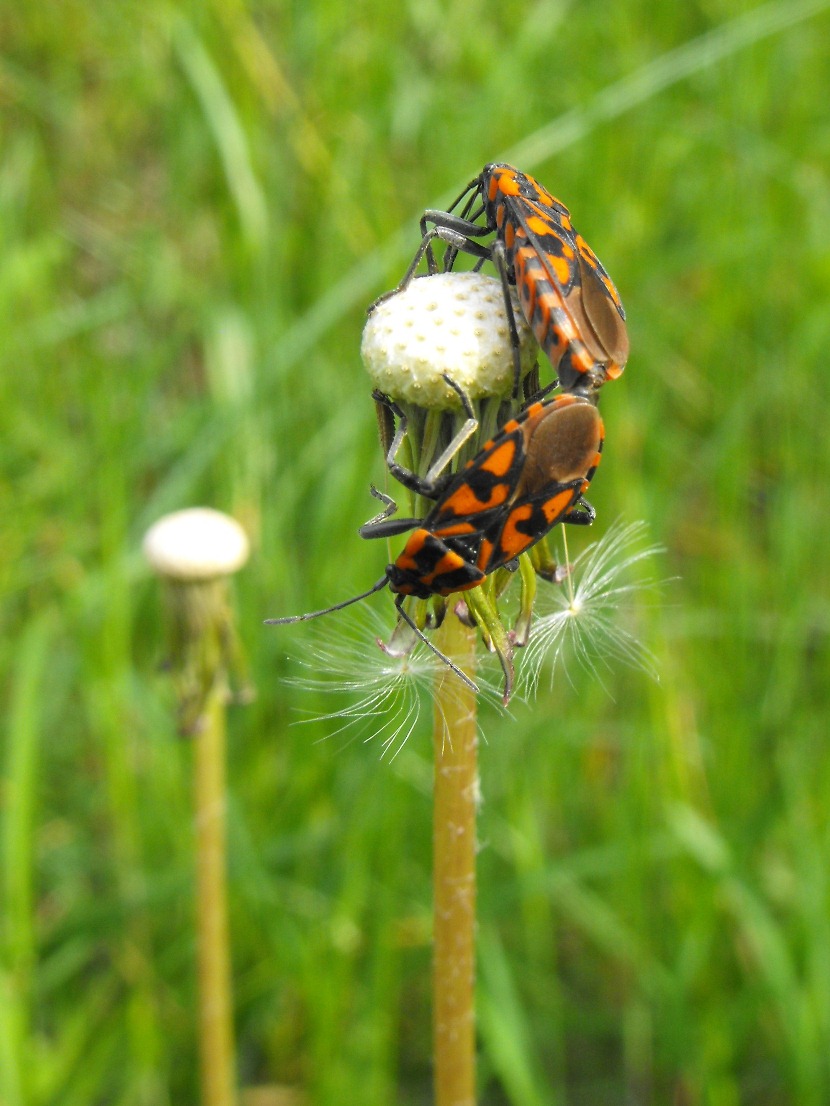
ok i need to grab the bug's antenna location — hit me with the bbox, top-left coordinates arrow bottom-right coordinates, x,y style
265,576 -> 389,625
394,597 -> 479,694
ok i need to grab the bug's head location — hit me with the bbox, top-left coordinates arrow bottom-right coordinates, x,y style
385,563 -> 430,599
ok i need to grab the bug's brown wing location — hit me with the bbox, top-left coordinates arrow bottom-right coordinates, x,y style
568,246 -> 629,370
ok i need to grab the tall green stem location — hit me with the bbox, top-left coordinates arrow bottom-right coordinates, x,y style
194,685 -> 237,1106
144,510 -> 249,1106
432,612 -> 478,1106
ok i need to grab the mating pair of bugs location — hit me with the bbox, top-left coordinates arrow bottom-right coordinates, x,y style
269,163 -> 629,693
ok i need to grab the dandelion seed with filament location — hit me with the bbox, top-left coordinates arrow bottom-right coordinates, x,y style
282,608 -> 504,759
522,519 -> 667,696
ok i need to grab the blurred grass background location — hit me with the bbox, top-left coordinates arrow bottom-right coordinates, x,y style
2,0 -> 830,1102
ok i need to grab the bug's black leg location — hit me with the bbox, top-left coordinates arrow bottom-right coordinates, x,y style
522,377 -> 558,406
370,390 -> 447,499
445,175 -> 485,218
402,171 -> 487,280
440,179 -> 488,270
367,483 -> 397,512
373,390 -> 397,459
368,228 -> 451,311
394,594 -> 479,693
359,487 -> 422,540
430,174 -> 486,274
420,210 -> 492,247
441,203 -> 489,271
490,240 -> 525,399
418,374 -> 478,489
414,216 -> 492,278
420,213 -> 493,280
371,377 -> 478,500
562,497 -> 596,526
443,374 -> 476,420
369,213 -> 494,315
360,485 -> 402,527
370,390 -> 424,495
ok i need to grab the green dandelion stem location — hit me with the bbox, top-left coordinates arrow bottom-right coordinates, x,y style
512,552 -> 538,647
194,683 -> 237,1106
143,509 -> 250,1106
431,611 -> 478,1106
465,587 -> 514,702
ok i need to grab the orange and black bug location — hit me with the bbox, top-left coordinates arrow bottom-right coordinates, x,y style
267,390 -> 604,698
379,163 -> 628,398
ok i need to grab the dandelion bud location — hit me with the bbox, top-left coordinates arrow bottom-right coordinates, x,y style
143,508 -> 249,581
143,508 -> 252,735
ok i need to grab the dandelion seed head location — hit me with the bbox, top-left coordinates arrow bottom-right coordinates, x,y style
362,272 -> 538,406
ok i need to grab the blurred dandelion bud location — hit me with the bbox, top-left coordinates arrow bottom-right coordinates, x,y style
143,506 -> 248,1101
143,507 -> 253,735
143,506 -> 249,580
